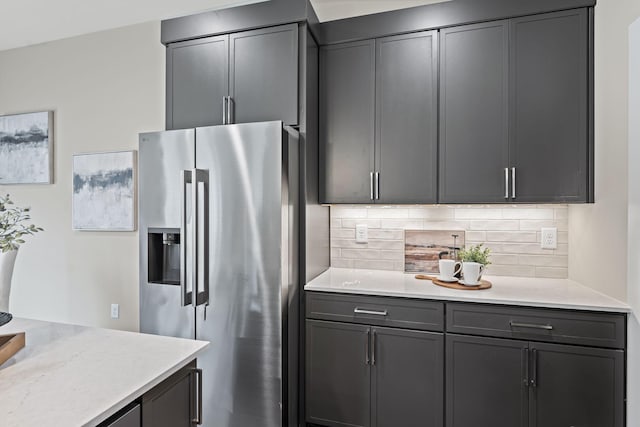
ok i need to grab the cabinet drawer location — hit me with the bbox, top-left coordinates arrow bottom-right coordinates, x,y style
306,292 -> 444,332
446,303 -> 625,349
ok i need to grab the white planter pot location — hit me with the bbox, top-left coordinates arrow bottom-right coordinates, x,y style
0,250 -> 18,312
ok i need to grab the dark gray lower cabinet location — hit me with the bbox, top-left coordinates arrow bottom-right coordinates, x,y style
306,320 -> 444,427
446,334 -> 528,427
371,327 -> 443,427
103,404 -> 141,427
530,342 -> 624,427
446,334 -> 625,427
141,362 -> 196,427
306,320 -> 371,427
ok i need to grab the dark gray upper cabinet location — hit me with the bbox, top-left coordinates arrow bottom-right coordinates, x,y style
167,36 -> 229,130
306,320 -> 371,427
371,327 -> 443,427
510,9 -> 588,202
320,31 -> 438,204
320,40 -> 376,204
529,342 -> 624,427
440,10 -> 590,203
229,24 -> 298,125
375,31 -> 438,204
446,334 -> 528,427
166,23 -> 298,130
439,21 -> 510,203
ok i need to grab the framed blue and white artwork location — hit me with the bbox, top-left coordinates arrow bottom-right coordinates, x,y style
72,150 -> 136,231
0,111 -> 53,184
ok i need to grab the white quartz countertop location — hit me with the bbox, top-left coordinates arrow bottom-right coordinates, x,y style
305,268 -> 631,313
0,318 -> 209,427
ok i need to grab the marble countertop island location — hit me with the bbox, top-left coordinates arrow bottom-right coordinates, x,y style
305,268 -> 630,313
0,318 -> 208,427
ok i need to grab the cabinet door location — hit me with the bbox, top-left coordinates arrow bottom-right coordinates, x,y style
510,10 -> 589,202
167,35 -> 228,130
320,40 -> 376,204
446,334 -> 528,427
439,21 -> 510,203
529,342 -> 624,427
375,31 -> 438,204
141,365 -> 194,427
371,327 -> 443,427
229,23 -> 298,125
306,320 -> 371,427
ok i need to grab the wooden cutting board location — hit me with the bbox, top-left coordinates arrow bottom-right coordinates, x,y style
0,332 -> 25,367
415,274 -> 492,291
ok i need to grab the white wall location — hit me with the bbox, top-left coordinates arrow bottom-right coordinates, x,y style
627,16 -> 640,427
310,0 -> 449,22
569,0 -> 640,301
0,22 -> 165,331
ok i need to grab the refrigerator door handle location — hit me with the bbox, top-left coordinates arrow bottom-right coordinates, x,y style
193,169 -> 210,307
180,170 -> 194,306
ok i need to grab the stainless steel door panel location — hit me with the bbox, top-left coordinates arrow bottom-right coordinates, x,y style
139,129 -> 196,339
195,122 -> 285,427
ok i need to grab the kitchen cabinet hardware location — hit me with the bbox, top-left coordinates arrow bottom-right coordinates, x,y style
191,368 -> 203,425
509,321 -> 553,331
511,167 -> 516,199
504,168 -> 510,199
374,172 -> 380,200
354,308 -> 388,316
222,97 -> 227,125
370,172 -> 374,200
530,348 -> 537,388
226,96 -> 234,124
371,330 -> 377,365
365,329 -> 371,365
523,348 -> 530,387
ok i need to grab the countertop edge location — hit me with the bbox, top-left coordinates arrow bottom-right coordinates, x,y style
303,284 -> 631,313
86,342 -> 209,427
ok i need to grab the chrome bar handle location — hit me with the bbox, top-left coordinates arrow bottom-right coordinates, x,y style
227,97 -> 234,124
504,168 -> 509,199
371,330 -> 377,365
354,308 -> 388,316
370,172 -> 374,200
194,169 -> 210,306
510,321 -> 553,331
365,329 -> 370,365
375,172 -> 380,200
222,97 -> 227,125
523,348 -> 530,387
191,368 -> 203,425
512,167 -> 516,199
531,349 -> 538,387
180,170 -> 193,306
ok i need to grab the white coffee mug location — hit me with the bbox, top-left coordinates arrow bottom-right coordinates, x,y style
462,262 -> 485,285
438,259 -> 462,281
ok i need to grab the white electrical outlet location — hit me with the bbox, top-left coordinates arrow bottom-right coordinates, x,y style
541,227 -> 557,249
110,304 -> 120,319
355,224 -> 368,243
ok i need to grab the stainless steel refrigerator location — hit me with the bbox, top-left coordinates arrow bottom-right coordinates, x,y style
139,121 -> 311,427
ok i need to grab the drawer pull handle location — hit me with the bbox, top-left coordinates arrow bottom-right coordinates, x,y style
354,308 -> 388,316
510,321 -> 553,331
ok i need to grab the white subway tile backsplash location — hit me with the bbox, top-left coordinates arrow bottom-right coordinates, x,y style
330,204 -> 569,279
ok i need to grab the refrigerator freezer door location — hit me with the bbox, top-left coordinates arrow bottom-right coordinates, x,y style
139,129 -> 196,339
195,122 -> 288,427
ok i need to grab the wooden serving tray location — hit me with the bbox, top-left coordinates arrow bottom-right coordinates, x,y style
0,332 -> 25,367
415,275 -> 492,291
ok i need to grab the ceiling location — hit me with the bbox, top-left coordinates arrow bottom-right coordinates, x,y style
0,0 -> 450,52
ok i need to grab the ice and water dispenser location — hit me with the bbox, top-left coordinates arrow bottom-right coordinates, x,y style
147,228 -> 181,285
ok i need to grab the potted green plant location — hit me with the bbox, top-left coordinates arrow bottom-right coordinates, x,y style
458,244 -> 491,286
0,194 -> 43,312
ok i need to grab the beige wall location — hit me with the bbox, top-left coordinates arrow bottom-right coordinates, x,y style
569,0 -> 640,301
0,22 -> 165,331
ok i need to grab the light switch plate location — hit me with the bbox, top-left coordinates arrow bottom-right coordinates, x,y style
110,304 -> 120,319
355,224 -> 368,243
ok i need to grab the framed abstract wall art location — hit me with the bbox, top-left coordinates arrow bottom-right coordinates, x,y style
72,151 -> 136,231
